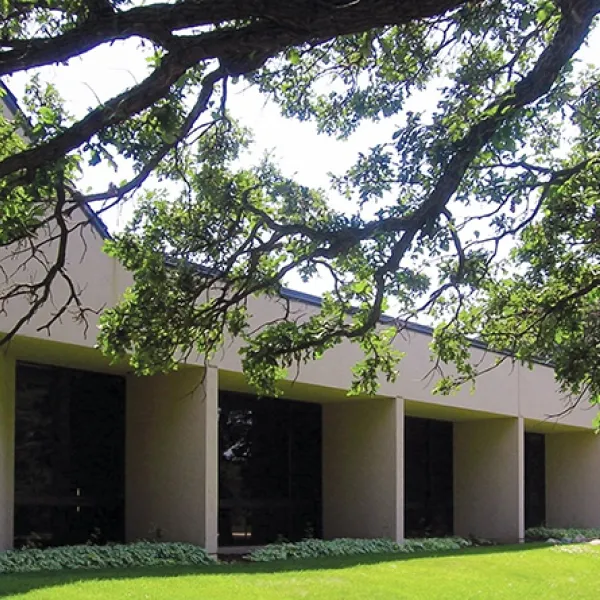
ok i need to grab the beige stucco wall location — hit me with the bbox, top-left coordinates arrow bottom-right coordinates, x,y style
0,213 -> 132,351
0,214 -> 596,549
546,432 -> 600,529
0,351 -> 15,551
126,366 -> 218,552
215,295 -> 597,429
454,417 -> 524,542
322,397 -> 403,540
518,366 -> 597,430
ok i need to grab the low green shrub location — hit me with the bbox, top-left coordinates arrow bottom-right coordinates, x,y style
0,542 -> 215,574
248,537 -> 472,562
525,527 -> 600,542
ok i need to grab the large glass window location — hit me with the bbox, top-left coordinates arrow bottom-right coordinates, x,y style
14,363 -> 125,547
404,416 -> 454,537
219,391 -> 322,546
525,432 -> 546,529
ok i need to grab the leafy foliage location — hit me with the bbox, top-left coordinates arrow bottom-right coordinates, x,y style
1,0 -> 600,405
0,542 -> 215,574
248,536 -> 473,562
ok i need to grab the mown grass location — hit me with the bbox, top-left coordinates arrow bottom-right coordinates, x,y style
1,543 -> 600,599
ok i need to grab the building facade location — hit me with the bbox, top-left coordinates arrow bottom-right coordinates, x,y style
2,82 -> 600,553
1,205 -> 599,555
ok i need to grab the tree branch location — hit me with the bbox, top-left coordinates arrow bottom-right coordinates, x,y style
0,0 -> 469,180
0,0 -> 469,76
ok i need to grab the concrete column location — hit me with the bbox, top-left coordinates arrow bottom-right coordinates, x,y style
546,431 -> 600,528
454,417 -> 524,542
126,366 -> 218,551
396,397 -> 404,541
0,351 -> 15,551
201,366 -> 218,554
322,397 -> 404,541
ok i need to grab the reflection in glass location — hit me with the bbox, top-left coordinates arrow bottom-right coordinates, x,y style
525,432 -> 546,529
14,363 -> 125,547
404,417 -> 453,537
219,391 -> 322,545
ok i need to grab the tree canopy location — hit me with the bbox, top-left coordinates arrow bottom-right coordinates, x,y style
1,0 -> 599,409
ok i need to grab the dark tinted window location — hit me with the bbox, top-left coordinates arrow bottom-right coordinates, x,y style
405,417 -> 453,537
525,432 -> 546,529
14,363 -> 125,547
219,392 -> 321,545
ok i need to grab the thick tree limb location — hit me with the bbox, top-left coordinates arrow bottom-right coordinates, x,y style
0,0 -> 469,75
0,0 -> 468,179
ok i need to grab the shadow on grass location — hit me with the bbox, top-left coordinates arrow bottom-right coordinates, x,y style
0,543 -> 552,598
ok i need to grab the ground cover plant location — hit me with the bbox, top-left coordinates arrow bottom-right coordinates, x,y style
0,543 -> 214,574
525,527 -> 600,541
247,536 -> 473,561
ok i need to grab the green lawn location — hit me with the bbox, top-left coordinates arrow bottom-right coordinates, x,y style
1,544 -> 600,599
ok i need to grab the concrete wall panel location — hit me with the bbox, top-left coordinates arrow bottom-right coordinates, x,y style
322,397 -> 403,540
454,417 -> 524,542
126,367 -> 218,551
0,213 -> 596,430
546,432 -> 600,529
